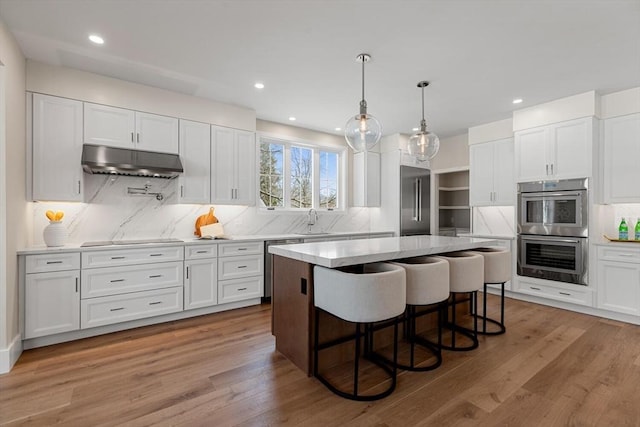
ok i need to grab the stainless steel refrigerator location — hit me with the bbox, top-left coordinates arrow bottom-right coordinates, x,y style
400,165 -> 431,236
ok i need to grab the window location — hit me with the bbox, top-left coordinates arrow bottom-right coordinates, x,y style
259,135 -> 343,210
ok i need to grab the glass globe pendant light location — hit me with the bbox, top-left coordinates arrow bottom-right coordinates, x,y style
407,81 -> 440,162
344,53 -> 382,152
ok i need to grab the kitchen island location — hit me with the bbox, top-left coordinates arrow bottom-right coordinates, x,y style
268,235 -> 496,375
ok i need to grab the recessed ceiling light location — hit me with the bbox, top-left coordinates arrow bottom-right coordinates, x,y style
88,34 -> 104,45
335,127 -> 342,131
254,82 -> 264,89
288,117 -> 296,121
512,98 -> 523,104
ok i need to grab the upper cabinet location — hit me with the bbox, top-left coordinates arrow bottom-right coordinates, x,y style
32,93 -> 84,202
469,138 -> 514,206
179,120 -> 211,204
211,125 -> 256,206
515,117 -> 593,182
84,103 -> 179,154
353,151 -> 381,207
602,113 -> 640,204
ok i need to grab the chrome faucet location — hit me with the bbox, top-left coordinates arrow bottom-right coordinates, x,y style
307,208 -> 318,232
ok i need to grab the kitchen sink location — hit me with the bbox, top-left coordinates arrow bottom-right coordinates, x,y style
294,232 -> 332,236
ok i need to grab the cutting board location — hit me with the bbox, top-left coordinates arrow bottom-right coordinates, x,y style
200,223 -> 227,239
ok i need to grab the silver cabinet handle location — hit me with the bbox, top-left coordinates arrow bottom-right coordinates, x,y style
180,185 -> 184,198
546,164 -> 549,175
550,163 -> 554,175
136,133 -> 140,143
196,250 -> 208,254
148,301 -> 162,305
559,292 -> 571,296
111,256 -> 125,260
186,266 -> 190,279
530,286 -> 541,291
618,253 -> 634,257
131,132 -> 134,142
47,260 -> 63,264
110,307 -> 125,312
237,248 -> 247,251
110,279 -> 125,283
75,277 -> 78,293
417,178 -> 422,222
78,180 -> 81,194
149,274 -> 162,278
150,254 -> 163,257
237,265 -> 247,269
237,287 -> 247,291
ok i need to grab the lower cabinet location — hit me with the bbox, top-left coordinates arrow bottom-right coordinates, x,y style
515,277 -> 594,306
596,246 -> 640,316
25,270 -> 80,339
218,241 -> 264,303
184,247 -> 218,310
219,276 -> 263,304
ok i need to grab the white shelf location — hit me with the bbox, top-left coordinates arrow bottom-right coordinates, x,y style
439,186 -> 469,191
439,206 -> 470,210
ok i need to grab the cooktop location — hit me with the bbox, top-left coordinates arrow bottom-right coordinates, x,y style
80,238 -> 183,247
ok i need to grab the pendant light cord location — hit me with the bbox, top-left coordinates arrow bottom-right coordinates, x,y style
421,85 -> 425,121
361,57 -> 365,103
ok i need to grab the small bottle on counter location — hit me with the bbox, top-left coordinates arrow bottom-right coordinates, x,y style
619,217 -> 628,240
635,218 -> 640,241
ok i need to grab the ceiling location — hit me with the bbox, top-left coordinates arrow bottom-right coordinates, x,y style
1,0 -> 639,138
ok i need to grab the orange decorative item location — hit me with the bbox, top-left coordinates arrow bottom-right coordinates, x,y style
194,207 -> 219,237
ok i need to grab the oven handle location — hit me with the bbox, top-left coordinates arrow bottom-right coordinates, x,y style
519,236 -> 582,244
521,192 -> 583,198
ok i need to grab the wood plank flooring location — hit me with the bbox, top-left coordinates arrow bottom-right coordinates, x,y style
2,295 -> 640,426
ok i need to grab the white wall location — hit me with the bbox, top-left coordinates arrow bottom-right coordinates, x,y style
512,91 -> 598,131
600,87 -> 640,119
0,18 -> 27,372
468,118 -> 513,145
430,133 -> 469,171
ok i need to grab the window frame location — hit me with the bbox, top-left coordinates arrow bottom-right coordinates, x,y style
257,132 -> 346,212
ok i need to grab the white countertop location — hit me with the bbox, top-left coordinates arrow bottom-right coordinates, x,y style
17,230 -> 394,255
268,235 -> 498,268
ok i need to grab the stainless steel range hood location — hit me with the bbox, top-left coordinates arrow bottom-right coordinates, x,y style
81,144 -> 183,179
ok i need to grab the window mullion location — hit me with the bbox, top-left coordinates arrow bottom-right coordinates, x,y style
283,143 -> 291,209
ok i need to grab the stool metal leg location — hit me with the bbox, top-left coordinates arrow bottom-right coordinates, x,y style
475,282 -> 507,336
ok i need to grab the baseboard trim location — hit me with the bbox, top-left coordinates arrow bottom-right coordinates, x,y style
0,334 -> 23,374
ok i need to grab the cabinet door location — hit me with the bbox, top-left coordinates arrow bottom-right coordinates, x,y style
185,259 -> 218,310
603,113 -> 640,203
84,103 -> 135,148
32,94 -> 84,201
353,151 -> 381,207
25,270 -> 80,339
469,142 -> 494,206
492,138 -> 515,205
211,125 -> 236,204
135,112 -> 179,154
515,127 -> 548,182
234,130 -> 256,205
179,120 -> 211,204
597,261 -> 640,316
550,118 -> 591,180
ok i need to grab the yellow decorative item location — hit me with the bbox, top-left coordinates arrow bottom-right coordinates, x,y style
45,210 -> 65,222
194,207 -> 219,237
43,210 -> 67,247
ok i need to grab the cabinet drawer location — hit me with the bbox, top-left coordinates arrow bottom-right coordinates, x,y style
185,244 -> 217,260
597,246 -> 640,264
516,279 -> 593,306
218,241 -> 263,257
218,254 -> 263,280
81,286 -> 183,329
219,276 -> 263,304
81,261 -> 183,299
26,253 -> 80,273
82,246 -> 184,268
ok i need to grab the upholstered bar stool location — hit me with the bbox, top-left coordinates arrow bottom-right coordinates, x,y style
434,252 -> 484,351
313,263 -> 406,401
468,247 -> 511,335
375,256 -> 450,371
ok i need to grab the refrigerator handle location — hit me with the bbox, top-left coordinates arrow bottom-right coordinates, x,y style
412,179 -> 419,221
417,178 -> 422,222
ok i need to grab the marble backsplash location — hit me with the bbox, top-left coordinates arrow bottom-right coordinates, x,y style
471,206 -> 516,237
29,175 -> 373,246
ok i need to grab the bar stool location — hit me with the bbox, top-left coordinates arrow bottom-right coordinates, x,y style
434,252 -> 484,351
468,247 -> 511,335
383,256 -> 450,371
313,263 -> 406,401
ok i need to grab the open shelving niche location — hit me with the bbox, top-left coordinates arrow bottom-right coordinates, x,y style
432,168 -> 470,236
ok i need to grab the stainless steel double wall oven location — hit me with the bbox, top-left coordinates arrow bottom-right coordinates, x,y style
517,178 -> 588,285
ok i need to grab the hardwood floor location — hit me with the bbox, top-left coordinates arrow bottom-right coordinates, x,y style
2,295 -> 640,426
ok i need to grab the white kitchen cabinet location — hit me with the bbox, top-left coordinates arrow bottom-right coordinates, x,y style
596,246 -> 640,316
602,113 -> 640,203
353,151 -> 380,207
211,125 -> 256,205
218,241 -> 263,303
32,93 -> 84,202
515,117 -> 592,182
84,103 -> 179,154
514,276 -> 593,306
24,253 -> 81,339
469,138 -> 514,206
184,244 -> 218,310
179,120 -> 211,204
